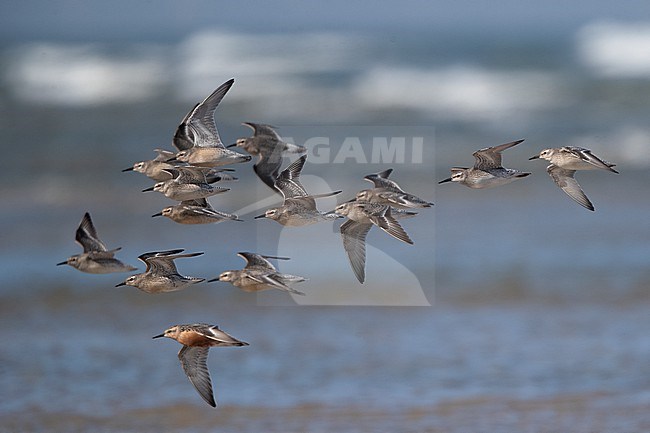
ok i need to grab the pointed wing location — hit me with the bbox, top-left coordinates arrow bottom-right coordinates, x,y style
186,79 -> 235,148
284,190 -> 341,214
75,212 -> 108,253
206,324 -> 248,346
547,165 -> 594,211
368,207 -> 414,244
254,155 -> 282,190
274,155 -> 308,199
374,189 -> 431,208
284,196 -> 318,211
172,166 -> 210,184
184,206 -> 239,221
257,273 -> 305,295
172,102 -> 199,151
243,122 -> 282,140
143,256 -> 180,275
340,219 -> 373,283
565,147 -> 619,172
363,168 -> 403,192
473,139 -> 525,170
140,250 -> 203,275
178,346 -> 216,407
237,252 -> 283,271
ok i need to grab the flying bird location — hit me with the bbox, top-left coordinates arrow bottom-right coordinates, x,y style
439,139 -> 530,189
255,155 -> 342,226
229,122 -> 306,190
153,323 -> 248,407
529,146 -> 618,211
57,212 -> 137,274
170,79 -> 252,167
209,252 -> 307,296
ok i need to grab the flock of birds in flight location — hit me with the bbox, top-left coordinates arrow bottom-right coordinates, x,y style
57,78 -> 619,407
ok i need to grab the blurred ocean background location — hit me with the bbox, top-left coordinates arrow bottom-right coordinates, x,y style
1,1 -> 649,432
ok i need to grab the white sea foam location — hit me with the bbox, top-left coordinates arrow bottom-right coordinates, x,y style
577,21 -> 650,78
2,31 -> 367,118
5,43 -> 167,105
353,66 -> 563,121
174,30 -> 366,102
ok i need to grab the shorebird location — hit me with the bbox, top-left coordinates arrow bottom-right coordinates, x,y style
142,167 -> 230,201
438,139 -> 530,189
115,249 -> 204,293
122,149 -> 178,181
124,149 -> 238,183
356,168 -> 433,209
228,122 -> 306,190
57,212 -> 137,274
208,252 -> 306,295
529,146 -> 618,211
170,79 -> 252,167
334,200 -> 414,283
255,155 -> 342,226
153,323 -> 248,407
152,198 -> 241,224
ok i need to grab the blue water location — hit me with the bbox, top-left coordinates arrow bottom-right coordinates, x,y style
1,9 -> 650,432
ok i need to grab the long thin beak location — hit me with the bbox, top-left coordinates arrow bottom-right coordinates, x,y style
254,214 -> 266,219
165,157 -> 178,163
226,143 -> 237,148
56,261 -> 67,266
152,212 -> 162,217
142,186 -> 154,192
122,167 -> 134,172
152,333 -> 165,339
207,277 -> 219,282
529,155 -> 540,160
438,177 -> 452,184
115,282 -> 126,287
